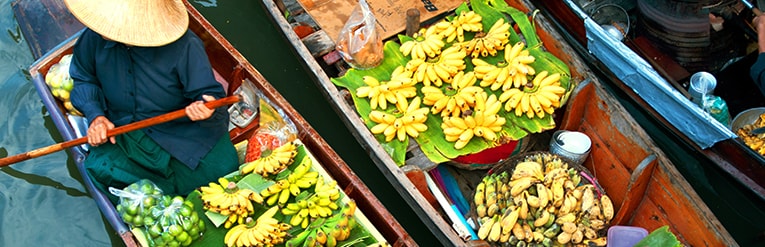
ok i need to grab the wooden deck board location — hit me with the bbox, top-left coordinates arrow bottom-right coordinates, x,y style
11,0 -> 83,59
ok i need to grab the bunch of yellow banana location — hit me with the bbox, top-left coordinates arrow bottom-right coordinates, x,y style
499,70 -> 565,119
422,71 -> 484,118
260,156 -> 320,206
240,141 -> 299,177
285,200 -> 358,247
463,18 -> 511,58
399,29 -> 445,60
368,96 -> 430,142
199,177 -> 263,228
406,45 -> 466,87
424,11 -> 483,43
281,177 -> 342,228
356,66 -> 418,110
440,93 -> 506,149
472,152 -> 613,246
473,42 -> 537,91
223,206 -> 292,247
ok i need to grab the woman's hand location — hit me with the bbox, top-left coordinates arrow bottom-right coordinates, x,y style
87,116 -> 115,146
186,94 -> 216,121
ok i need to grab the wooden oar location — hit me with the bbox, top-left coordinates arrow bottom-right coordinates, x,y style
0,95 -> 241,167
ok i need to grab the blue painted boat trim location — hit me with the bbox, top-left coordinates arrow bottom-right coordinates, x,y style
564,0 -> 736,149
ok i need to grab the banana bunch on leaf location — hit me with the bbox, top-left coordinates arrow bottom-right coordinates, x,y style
199,177 -> 264,228
259,156 -> 320,207
285,200 -> 359,247
472,152 -> 613,246
223,206 -> 292,247
332,0 -> 572,165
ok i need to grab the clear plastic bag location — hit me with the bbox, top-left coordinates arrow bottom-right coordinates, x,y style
145,195 -> 205,247
110,179 -> 164,228
244,87 -> 298,162
335,0 -> 383,69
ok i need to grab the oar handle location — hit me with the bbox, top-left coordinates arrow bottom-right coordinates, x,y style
0,95 -> 241,167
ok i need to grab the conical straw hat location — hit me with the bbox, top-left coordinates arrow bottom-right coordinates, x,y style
64,0 -> 189,47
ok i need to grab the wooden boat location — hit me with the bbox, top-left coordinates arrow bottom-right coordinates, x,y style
529,1 -> 765,244
23,1 -> 414,246
263,0 -> 737,245
530,0 -> 765,200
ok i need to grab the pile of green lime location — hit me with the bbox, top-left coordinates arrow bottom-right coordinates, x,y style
114,180 -> 205,246
115,179 -> 163,227
146,195 -> 206,247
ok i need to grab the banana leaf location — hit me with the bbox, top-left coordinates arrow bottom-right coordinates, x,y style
332,2 -> 572,165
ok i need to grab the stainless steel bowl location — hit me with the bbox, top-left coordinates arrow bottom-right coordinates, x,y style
731,107 -> 765,132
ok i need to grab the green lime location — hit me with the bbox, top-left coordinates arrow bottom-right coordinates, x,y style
181,236 -> 193,246
179,205 -> 193,218
121,214 -> 134,225
189,211 -> 199,223
127,182 -> 140,191
143,196 -> 157,207
168,240 -> 180,247
184,200 -> 194,209
197,220 -> 205,232
187,227 -> 200,240
132,215 -> 144,226
62,78 -> 74,91
168,225 -> 183,237
181,219 -> 193,231
161,231 -> 174,242
143,216 -> 155,226
148,224 -> 163,238
151,236 -> 165,246
126,204 -> 139,216
175,231 -> 189,243
172,196 -> 185,206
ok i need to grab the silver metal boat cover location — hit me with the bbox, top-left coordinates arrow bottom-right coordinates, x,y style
564,0 -> 736,149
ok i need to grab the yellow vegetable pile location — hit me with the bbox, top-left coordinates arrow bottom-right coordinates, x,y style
472,152 -> 613,246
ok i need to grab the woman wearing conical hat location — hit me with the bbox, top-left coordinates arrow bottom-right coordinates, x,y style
65,0 -> 238,203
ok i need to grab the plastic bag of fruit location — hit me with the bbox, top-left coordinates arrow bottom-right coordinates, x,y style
243,86 -> 298,163
111,179 -> 164,228
144,195 -> 206,247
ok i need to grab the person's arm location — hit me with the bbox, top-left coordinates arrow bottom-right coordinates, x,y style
757,15 -> 765,53
70,29 -> 108,125
69,29 -> 115,145
177,32 -> 228,124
